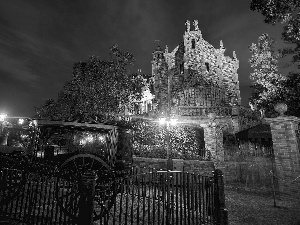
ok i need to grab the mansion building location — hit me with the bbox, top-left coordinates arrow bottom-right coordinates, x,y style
128,20 -> 242,119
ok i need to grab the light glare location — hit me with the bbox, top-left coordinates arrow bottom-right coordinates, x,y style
18,118 -> 24,125
170,118 -> 177,126
0,114 -> 7,122
159,118 -> 166,125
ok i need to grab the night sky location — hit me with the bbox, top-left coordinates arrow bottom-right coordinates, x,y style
0,0 -> 287,117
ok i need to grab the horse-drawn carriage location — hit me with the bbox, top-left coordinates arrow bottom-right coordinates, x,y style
1,117 -> 133,173
0,117 -> 134,221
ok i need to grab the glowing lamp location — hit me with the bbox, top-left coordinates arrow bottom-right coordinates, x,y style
18,118 -> 24,125
0,114 -> 7,122
159,118 -> 166,125
170,118 -> 177,126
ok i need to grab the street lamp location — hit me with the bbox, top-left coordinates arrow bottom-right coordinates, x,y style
0,113 -> 7,136
159,117 -> 178,170
0,113 -> 7,122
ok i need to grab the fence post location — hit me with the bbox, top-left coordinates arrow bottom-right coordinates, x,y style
78,171 -> 97,225
213,169 -> 229,225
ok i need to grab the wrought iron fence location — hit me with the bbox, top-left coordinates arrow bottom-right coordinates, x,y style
0,168 -> 228,225
0,169 -> 77,224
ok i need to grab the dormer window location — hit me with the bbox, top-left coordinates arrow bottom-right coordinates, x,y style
191,39 -> 195,49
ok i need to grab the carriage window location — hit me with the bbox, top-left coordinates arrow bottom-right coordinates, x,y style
191,39 -> 195,49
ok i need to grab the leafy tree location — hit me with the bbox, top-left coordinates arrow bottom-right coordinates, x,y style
36,45 -> 149,120
250,1 -> 300,117
249,34 -> 286,116
250,0 -> 300,67
283,72 -> 300,117
35,99 -> 57,119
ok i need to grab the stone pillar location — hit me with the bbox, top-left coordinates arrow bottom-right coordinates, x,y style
265,103 -> 300,200
203,124 -> 225,166
231,106 -> 240,133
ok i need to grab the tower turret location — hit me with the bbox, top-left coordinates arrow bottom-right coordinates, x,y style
151,45 -> 164,75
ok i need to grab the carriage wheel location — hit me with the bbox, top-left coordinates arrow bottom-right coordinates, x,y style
55,154 -> 121,222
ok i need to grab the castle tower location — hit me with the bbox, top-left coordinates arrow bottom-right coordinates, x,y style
151,45 -> 164,75
151,45 -> 169,111
150,20 -> 242,112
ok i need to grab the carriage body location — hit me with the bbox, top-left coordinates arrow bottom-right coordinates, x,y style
1,118 -> 134,175
37,120 -> 133,172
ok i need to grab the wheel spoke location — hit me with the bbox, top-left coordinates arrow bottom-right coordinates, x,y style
90,158 -> 94,171
55,154 -> 115,220
82,157 -> 85,170
73,160 -> 81,179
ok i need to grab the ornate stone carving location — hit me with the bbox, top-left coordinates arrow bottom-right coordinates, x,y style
185,20 -> 190,32
165,45 -> 168,53
274,102 -> 288,116
233,51 -> 236,58
193,20 -> 199,31
176,106 -> 232,117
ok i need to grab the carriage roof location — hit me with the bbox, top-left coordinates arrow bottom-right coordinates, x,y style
36,120 -> 118,133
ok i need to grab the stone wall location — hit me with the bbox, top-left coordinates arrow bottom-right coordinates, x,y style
132,157 -> 215,176
219,158 -> 275,189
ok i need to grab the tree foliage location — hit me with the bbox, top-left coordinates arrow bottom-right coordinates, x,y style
283,72 -> 300,117
36,45 -> 149,120
250,0 -> 300,66
249,34 -> 286,116
250,1 -> 300,116
131,119 -> 206,160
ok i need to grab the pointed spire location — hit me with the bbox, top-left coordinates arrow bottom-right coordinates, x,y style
193,20 -> 199,31
233,51 -> 237,59
220,40 -> 224,48
185,20 -> 190,32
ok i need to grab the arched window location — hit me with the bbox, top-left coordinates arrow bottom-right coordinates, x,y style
180,62 -> 184,74
191,39 -> 195,49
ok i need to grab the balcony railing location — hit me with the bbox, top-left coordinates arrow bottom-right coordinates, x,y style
174,106 -> 233,117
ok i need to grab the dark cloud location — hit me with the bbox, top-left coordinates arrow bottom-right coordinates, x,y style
0,0 -> 289,116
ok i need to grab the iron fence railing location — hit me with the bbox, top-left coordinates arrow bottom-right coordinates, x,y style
0,168 -> 228,225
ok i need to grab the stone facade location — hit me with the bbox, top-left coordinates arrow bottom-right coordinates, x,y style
127,20 -> 263,168
152,20 -> 241,112
133,156 -> 215,176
